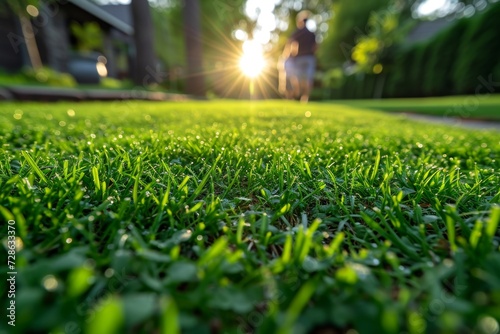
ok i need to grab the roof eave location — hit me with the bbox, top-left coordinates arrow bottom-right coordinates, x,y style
67,0 -> 134,36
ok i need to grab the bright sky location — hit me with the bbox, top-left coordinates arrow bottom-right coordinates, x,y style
94,0 -> 129,4
98,0 -> 457,17
417,0 -> 450,16
244,0 -> 321,46
244,0 -> 280,45
97,0 -> 457,41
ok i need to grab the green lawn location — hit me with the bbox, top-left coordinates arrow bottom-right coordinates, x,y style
1,100 -> 499,334
336,95 -> 500,120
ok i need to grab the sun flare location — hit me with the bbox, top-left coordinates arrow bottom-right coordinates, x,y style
239,40 -> 265,78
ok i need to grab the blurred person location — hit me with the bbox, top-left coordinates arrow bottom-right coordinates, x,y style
277,42 -> 295,99
289,10 -> 317,103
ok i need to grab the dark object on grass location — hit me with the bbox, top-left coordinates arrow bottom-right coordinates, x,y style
0,88 -> 12,100
68,52 -> 102,84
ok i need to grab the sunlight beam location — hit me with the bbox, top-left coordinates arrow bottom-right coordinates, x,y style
239,40 -> 266,78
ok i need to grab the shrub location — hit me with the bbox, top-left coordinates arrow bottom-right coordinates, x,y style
407,42 -> 434,97
385,47 -> 416,97
335,3 -> 500,99
100,77 -> 125,89
494,62 -> 500,86
423,19 -> 469,96
22,67 -> 77,87
453,3 -> 500,94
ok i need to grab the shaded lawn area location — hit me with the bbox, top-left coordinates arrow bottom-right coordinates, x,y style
0,100 -> 499,334
336,95 -> 500,121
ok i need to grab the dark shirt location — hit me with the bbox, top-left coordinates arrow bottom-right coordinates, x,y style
290,27 -> 316,57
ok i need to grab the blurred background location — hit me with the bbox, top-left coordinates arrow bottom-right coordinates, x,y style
0,0 -> 499,100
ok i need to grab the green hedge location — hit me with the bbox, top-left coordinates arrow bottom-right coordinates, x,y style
339,74 -> 379,99
423,19 -> 468,96
330,3 -> 500,99
384,48 -> 411,97
453,3 -> 500,94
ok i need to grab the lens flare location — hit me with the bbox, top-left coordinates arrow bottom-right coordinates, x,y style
240,40 -> 265,78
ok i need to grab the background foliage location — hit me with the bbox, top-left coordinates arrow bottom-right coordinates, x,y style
322,2 -> 500,99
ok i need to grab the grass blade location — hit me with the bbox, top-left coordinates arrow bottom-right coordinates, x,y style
161,296 -> 180,334
277,278 -> 317,334
21,151 -> 48,183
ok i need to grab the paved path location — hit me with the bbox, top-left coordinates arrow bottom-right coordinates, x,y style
401,113 -> 500,131
0,85 -> 197,102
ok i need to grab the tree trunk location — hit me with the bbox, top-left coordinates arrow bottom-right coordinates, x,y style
19,15 -> 43,70
373,73 -> 387,99
40,3 -> 70,73
131,0 -> 158,86
183,0 -> 205,96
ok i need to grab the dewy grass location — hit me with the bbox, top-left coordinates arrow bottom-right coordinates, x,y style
337,95 -> 500,120
0,100 -> 499,334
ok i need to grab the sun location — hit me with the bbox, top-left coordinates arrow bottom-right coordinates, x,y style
239,40 -> 266,78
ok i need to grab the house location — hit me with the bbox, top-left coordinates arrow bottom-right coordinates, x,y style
405,18 -> 454,45
0,0 -> 134,83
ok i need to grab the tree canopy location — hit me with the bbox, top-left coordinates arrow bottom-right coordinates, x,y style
317,0 -> 390,68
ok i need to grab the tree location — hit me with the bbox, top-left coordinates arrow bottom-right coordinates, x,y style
182,0 -> 204,96
131,0 -> 158,86
1,0 -> 43,69
317,0 -> 390,68
143,0 -> 250,96
351,4 -> 406,73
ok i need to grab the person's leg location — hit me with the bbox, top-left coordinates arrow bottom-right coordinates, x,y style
278,70 -> 286,96
300,56 -> 316,103
291,56 -> 307,102
291,75 -> 300,99
299,82 -> 309,102
284,58 -> 296,99
285,77 -> 294,99
286,58 -> 300,99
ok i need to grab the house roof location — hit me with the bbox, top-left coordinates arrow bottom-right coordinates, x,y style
406,18 -> 453,44
68,0 -> 133,35
100,4 -> 133,27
